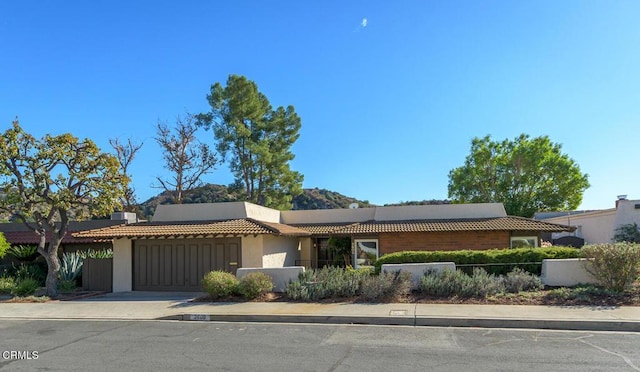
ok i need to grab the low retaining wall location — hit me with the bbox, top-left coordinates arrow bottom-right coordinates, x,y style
541,258 -> 600,287
382,262 -> 456,288
236,267 -> 305,292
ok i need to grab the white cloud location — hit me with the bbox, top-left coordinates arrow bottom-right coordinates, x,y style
361,18 -> 368,28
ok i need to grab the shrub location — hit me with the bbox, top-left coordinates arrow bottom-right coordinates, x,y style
238,272 -> 273,299
500,268 -> 543,293
374,247 -> 581,275
7,245 -> 39,262
202,270 -> 239,298
11,262 -> 46,285
460,268 -> 504,298
57,279 -> 77,293
613,223 -> 640,243
581,243 -> 640,292
0,233 -> 9,259
360,271 -> 412,301
11,277 -> 40,296
419,268 -> 504,298
59,252 -> 84,282
285,280 -> 310,301
420,268 -> 469,297
544,284 -> 619,303
0,276 -> 16,294
285,266 -> 370,301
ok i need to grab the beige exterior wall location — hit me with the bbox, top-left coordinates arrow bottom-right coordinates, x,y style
373,203 -> 506,221
262,235 -> 300,268
280,208 -> 375,224
112,238 -> 133,292
545,210 -> 616,244
152,202 -> 280,223
299,237 -> 313,268
241,236 -> 264,268
614,199 -> 640,232
243,203 -> 281,223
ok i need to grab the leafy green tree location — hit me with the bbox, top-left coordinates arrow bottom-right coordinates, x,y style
614,223 -> 640,243
448,134 -> 590,217
0,232 -> 9,259
0,119 -> 125,297
328,236 -> 352,266
197,75 -> 303,210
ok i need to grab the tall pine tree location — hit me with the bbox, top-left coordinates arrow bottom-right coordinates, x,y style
197,75 -> 303,210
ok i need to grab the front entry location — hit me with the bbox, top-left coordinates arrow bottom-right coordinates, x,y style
133,238 -> 241,291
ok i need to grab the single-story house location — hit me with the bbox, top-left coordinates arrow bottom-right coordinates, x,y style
74,201 -> 572,292
535,195 -> 640,245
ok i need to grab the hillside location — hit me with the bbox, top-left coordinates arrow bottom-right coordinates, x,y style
138,184 -> 375,217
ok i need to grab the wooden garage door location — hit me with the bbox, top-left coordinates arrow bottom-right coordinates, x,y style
133,238 -> 241,291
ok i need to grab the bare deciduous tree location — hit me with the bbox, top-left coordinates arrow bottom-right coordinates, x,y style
109,137 -> 143,213
155,113 -> 217,204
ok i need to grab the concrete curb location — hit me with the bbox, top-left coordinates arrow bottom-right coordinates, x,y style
178,313 -> 640,332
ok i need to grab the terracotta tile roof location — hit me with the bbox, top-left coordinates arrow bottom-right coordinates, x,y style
73,216 -> 571,239
73,219 -> 311,239
3,231 -> 109,245
288,223 -> 360,235
294,217 -> 573,235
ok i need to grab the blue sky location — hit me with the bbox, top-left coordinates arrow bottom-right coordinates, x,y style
1,1 -> 639,210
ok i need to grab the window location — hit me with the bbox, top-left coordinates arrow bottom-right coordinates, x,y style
354,239 -> 378,267
510,236 -> 538,248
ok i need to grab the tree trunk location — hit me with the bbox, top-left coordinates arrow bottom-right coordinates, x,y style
42,249 -> 60,298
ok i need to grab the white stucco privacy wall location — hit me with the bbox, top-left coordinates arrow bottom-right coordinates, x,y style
112,238 -> 133,292
541,258 -> 600,287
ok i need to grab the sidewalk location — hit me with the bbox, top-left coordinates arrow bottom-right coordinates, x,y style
1,292 -> 639,332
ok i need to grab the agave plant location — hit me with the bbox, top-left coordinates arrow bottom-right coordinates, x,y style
58,252 -> 84,282
77,249 -> 113,260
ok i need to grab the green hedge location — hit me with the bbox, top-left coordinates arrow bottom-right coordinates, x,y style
374,247 -> 581,275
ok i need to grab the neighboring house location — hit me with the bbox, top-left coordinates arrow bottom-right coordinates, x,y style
75,201 -> 571,292
0,213 -> 138,265
536,196 -> 640,245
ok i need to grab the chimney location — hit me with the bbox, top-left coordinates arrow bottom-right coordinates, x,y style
111,212 -> 138,224
616,195 -> 628,209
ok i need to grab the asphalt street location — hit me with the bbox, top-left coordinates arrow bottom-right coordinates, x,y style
1,320 -> 639,371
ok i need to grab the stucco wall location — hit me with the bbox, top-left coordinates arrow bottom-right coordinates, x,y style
541,258 -> 600,287
374,203 -> 506,221
379,231 -> 510,254
614,199 -> 640,233
241,236 -> 264,268
112,238 -> 133,292
262,235 -> 300,268
545,210 -> 616,244
280,208 -> 375,224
